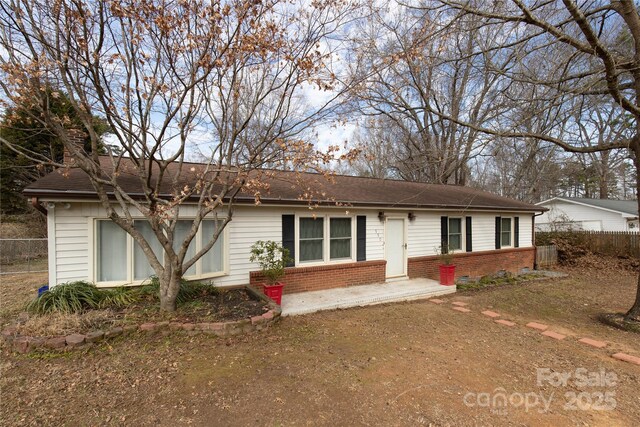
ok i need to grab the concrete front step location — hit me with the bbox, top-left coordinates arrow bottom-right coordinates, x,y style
281,278 -> 455,316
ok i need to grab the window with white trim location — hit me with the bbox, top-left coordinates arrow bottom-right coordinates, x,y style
299,217 -> 324,262
95,218 -> 226,284
501,217 -> 512,247
330,218 -> 352,259
97,221 -> 127,282
298,216 -> 354,264
447,218 -> 462,251
133,220 -> 163,281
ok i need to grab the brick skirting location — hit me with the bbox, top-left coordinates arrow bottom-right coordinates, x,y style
250,248 -> 534,295
408,247 -> 536,281
250,260 -> 387,295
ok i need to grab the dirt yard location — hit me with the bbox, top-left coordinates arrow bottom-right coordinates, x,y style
1,267 -> 639,426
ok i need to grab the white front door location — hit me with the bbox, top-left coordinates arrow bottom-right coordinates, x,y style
386,218 -> 406,278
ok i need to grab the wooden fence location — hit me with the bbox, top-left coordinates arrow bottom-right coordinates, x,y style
536,245 -> 558,268
536,231 -> 640,258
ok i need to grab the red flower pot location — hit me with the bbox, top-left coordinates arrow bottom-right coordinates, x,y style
262,282 -> 285,305
439,264 -> 456,286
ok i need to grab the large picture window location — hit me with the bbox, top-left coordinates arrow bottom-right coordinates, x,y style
97,221 -> 127,282
133,221 -> 163,281
501,217 -> 512,247
201,220 -> 225,274
95,218 -> 226,284
173,221 -> 197,276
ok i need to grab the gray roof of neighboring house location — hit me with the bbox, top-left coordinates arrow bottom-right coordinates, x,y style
24,156 -> 544,212
541,197 -> 638,216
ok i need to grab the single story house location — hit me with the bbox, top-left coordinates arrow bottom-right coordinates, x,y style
25,158 -> 544,294
535,197 -> 639,232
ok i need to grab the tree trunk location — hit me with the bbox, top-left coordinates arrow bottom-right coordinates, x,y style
598,172 -> 608,199
626,274 -> 640,322
159,267 -> 182,312
624,141 -> 640,322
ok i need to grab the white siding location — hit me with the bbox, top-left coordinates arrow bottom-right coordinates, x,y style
55,207 -> 90,283
48,200 -> 535,287
365,211 -> 385,261
214,207 -> 282,286
404,211 -> 533,255
406,212 -> 441,257
473,214 -> 498,251
46,206 -> 57,285
519,215 -> 533,247
537,201 -> 629,232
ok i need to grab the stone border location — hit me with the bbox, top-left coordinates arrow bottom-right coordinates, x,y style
1,285 -> 281,354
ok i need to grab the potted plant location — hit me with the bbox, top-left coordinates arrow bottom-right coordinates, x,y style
249,240 -> 292,305
436,244 -> 456,286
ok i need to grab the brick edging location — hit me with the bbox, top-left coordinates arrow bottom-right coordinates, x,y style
1,286 -> 281,354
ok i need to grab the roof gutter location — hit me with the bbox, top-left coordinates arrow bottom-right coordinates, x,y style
23,191 -> 546,213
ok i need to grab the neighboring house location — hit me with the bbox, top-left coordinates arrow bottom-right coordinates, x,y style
535,197 -> 639,232
25,158 -> 544,294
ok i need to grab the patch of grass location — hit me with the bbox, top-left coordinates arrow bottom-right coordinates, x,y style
456,273 -> 543,291
26,350 -> 74,360
18,309 -> 117,336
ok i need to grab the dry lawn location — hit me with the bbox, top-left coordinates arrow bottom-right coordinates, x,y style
1,266 -> 639,426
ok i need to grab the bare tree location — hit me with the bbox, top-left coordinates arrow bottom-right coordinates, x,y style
338,117 -> 405,179
473,138 -> 564,203
0,0 -> 358,311
571,100 -> 632,198
472,79 -> 570,202
426,0 -> 640,320
346,3 -> 511,184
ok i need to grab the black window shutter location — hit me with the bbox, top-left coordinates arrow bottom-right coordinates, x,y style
465,216 -> 472,252
356,215 -> 366,261
440,216 -> 448,251
282,215 -> 295,267
495,216 -> 502,250
514,216 -> 520,248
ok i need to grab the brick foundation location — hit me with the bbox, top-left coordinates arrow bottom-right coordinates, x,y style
250,260 -> 387,295
408,247 -> 536,281
250,248 -> 534,295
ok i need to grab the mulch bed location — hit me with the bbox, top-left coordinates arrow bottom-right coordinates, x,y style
14,288 -> 271,337
124,289 -> 269,324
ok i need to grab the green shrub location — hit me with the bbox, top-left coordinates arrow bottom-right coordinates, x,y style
249,240 -> 291,284
27,277 -> 218,315
99,286 -> 139,309
27,281 -> 105,315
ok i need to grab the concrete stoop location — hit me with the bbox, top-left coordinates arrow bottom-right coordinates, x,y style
281,278 -> 455,316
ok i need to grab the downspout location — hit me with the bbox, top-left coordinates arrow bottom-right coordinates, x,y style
532,211 -> 545,270
31,197 -> 47,216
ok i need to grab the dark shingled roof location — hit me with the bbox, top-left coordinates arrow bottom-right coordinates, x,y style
24,157 -> 543,212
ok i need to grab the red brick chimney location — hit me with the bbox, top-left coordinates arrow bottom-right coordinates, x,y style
63,128 -> 87,166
